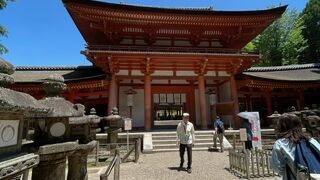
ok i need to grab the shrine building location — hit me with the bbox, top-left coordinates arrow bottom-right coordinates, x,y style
9,0 -> 320,130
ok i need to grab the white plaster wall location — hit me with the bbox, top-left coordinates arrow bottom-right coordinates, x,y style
154,40 -> 171,46
219,81 -> 231,102
176,71 -> 197,76
170,80 -> 188,84
174,40 -> 192,46
120,39 -> 133,45
152,71 -> 173,76
118,86 -> 145,128
152,80 -> 168,84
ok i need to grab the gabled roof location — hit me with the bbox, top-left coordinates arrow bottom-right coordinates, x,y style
63,0 -> 287,49
243,63 -> 320,81
13,66 -> 107,83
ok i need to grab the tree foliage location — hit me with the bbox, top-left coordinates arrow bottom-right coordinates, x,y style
243,2 -> 320,66
300,0 -> 320,63
0,0 -> 14,55
244,9 -> 300,66
282,17 -> 308,65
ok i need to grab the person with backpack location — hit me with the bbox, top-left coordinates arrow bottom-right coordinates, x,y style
271,113 -> 320,180
213,115 -> 224,152
242,118 -> 253,150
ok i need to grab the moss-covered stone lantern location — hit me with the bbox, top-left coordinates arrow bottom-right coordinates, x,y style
0,58 -> 50,179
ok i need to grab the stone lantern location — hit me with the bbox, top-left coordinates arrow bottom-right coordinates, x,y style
267,111 -> 281,128
32,74 -> 100,180
0,59 -> 49,179
105,107 -> 122,152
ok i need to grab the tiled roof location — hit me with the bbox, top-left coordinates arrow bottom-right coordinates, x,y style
243,63 -> 320,81
13,66 -> 107,83
63,0 -> 287,15
246,63 -> 320,72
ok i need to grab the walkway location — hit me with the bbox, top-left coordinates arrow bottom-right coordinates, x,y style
88,151 -> 281,180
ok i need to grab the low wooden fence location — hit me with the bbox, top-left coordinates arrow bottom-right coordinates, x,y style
89,138 -> 141,165
229,148 -> 279,179
98,138 -> 141,180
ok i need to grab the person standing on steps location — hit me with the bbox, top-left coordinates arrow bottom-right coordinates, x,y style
213,115 -> 224,152
176,112 -> 195,173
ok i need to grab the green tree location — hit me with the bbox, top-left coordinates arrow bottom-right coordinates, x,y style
300,0 -> 320,63
0,0 -> 13,55
244,9 -> 299,66
282,17 -> 308,65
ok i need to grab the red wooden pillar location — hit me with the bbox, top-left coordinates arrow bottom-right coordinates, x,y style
245,94 -> 252,111
265,90 -> 273,115
230,75 -> 240,128
144,74 -> 152,130
198,74 -> 208,129
297,89 -> 305,110
108,74 -> 118,114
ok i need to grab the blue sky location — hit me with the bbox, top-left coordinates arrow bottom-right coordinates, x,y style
1,0 -> 308,66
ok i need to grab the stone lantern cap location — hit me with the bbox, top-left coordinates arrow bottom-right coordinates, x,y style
0,58 -> 15,87
0,58 -> 15,75
39,98 -> 85,117
43,74 -> 67,97
0,88 -> 50,116
267,111 -> 281,118
105,107 -> 121,121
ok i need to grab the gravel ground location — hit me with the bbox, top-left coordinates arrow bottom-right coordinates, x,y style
89,151 -> 282,180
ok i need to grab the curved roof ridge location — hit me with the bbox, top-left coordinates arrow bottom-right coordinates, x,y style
117,2 -> 213,11
246,63 -> 320,72
16,65 -> 96,71
63,0 -> 287,15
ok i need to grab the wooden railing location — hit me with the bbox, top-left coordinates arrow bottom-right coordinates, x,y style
87,45 -> 247,54
99,139 -> 141,180
100,149 -> 121,180
228,148 -> 279,179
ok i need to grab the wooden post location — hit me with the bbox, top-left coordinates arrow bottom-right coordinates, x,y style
229,151 -> 232,170
255,147 -> 260,177
251,149 -> 255,177
266,151 -> 271,175
245,150 -> 250,179
114,149 -> 120,180
261,150 -> 265,176
22,170 -> 29,180
95,141 -> 99,166
134,139 -> 140,163
233,134 -> 236,150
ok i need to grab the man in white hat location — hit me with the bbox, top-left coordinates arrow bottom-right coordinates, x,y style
176,112 -> 195,173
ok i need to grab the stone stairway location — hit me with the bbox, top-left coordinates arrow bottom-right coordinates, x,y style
152,130 -> 230,152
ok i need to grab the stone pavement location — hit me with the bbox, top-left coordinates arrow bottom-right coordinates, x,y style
88,151 -> 281,180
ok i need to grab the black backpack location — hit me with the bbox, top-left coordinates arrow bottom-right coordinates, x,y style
217,121 -> 225,134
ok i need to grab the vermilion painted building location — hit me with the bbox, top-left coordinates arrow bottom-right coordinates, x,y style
8,1 -> 320,130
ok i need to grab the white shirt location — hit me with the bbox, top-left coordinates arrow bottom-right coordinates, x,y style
176,121 -> 195,145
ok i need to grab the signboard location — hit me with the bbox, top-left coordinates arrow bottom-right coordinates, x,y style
238,112 -> 262,149
124,118 -> 132,131
0,120 -> 19,148
239,128 -> 247,141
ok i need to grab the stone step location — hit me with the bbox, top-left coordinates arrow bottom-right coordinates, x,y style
152,147 -> 211,152
152,134 -> 213,140
153,142 -> 216,150
153,138 -> 213,145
